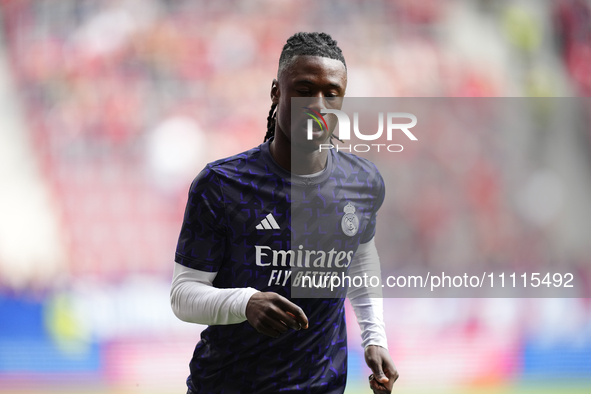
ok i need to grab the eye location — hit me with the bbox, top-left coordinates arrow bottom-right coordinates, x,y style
297,90 -> 311,96
325,94 -> 340,102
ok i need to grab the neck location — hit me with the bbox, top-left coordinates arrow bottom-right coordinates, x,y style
269,134 -> 329,175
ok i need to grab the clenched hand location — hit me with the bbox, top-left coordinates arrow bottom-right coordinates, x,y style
245,292 -> 309,337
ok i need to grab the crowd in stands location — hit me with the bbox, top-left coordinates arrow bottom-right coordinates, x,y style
1,0 -> 588,286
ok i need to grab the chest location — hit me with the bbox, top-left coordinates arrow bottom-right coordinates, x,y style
220,176 -> 376,249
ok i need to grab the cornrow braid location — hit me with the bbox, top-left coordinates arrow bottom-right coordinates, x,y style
264,32 -> 346,142
278,32 -> 346,74
264,103 -> 277,142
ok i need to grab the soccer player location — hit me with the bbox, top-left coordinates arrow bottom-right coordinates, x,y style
171,32 -> 398,394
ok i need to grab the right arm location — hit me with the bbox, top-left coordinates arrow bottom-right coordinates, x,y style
170,262 -> 259,325
170,262 -> 308,336
173,168 -> 307,336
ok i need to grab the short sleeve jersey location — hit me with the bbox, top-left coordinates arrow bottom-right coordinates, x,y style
175,139 -> 385,394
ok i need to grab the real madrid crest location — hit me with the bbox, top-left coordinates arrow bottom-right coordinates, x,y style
341,202 -> 359,237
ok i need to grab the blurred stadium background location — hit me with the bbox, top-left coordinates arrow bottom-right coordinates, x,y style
0,0 -> 590,393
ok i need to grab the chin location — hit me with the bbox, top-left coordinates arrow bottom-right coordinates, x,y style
290,128 -> 330,151
291,136 -> 330,153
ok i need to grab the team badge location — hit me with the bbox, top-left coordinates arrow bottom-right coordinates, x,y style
341,202 -> 359,237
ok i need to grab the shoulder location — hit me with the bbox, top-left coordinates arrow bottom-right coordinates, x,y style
332,151 -> 385,210
192,143 -> 267,186
207,144 -> 266,174
333,150 -> 384,184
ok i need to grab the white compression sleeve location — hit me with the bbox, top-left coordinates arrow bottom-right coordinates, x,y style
170,262 -> 260,325
347,238 -> 389,349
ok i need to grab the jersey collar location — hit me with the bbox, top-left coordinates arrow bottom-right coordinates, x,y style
261,139 -> 334,186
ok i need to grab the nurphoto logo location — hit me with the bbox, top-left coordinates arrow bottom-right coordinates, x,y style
304,108 -> 418,153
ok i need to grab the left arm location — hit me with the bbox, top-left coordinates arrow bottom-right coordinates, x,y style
348,238 -> 399,393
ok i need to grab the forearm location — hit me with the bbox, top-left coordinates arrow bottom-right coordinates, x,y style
170,262 -> 259,325
350,297 -> 388,349
348,238 -> 388,349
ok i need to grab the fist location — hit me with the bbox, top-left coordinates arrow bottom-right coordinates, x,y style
245,292 -> 309,337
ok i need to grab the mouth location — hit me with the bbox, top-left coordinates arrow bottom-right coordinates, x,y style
300,120 -> 326,140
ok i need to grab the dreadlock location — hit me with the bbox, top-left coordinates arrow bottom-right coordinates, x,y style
264,32 -> 346,142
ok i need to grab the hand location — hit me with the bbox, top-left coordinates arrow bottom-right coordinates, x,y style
365,345 -> 398,393
245,292 -> 309,337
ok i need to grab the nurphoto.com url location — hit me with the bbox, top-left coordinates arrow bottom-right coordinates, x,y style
296,271 -> 574,292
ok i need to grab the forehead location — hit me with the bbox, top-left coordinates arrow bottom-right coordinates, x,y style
279,55 -> 347,87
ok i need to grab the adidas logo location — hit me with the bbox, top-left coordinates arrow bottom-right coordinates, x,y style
256,213 -> 280,230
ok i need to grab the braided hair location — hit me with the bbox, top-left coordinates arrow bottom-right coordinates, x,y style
264,32 -> 346,142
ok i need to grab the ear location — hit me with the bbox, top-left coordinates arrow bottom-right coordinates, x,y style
270,79 -> 279,105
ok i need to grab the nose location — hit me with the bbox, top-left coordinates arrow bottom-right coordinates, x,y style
305,94 -> 327,112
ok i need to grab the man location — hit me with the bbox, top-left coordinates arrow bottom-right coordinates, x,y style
171,32 -> 398,393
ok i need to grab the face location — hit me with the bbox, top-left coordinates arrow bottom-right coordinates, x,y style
271,55 -> 347,152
